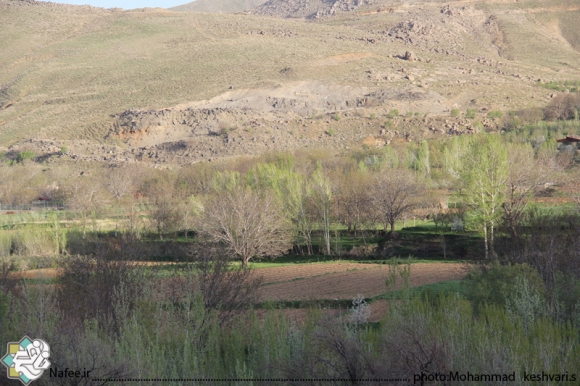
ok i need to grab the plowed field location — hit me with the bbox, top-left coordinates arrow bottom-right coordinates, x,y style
258,262 -> 467,301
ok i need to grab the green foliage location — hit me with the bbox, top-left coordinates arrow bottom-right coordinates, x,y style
459,134 -> 508,257
332,114 -> 341,121
382,146 -> 400,169
213,170 -> 242,192
538,80 -> 580,92
369,113 -> 376,120
405,111 -> 413,117
17,151 -> 35,163
60,145 -> 68,154
450,109 -> 460,117
388,109 -> 399,118
441,136 -> 470,176
0,224 -> 64,258
0,291 -> 8,334
417,140 -> 430,177
465,108 -> 477,119
463,262 -> 545,313
554,272 -> 580,326
2,261 -> 580,382
357,160 -> 367,172
487,110 -> 504,119
327,128 -> 336,136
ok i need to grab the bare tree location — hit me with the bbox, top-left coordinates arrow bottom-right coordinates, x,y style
201,188 -> 292,269
142,175 -> 181,239
181,243 -> 264,325
502,144 -> 547,239
64,177 -> 109,236
104,166 -> 140,201
334,171 -> 373,236
371,168 -> 425,233
0,164 -> 41,206
544,93 -> 580,121
104,166 -> 144,236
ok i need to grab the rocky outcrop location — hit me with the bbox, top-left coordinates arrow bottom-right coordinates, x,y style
251,0 -> 373,19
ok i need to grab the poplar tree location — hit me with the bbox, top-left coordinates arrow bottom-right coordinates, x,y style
311,162 -> 333,255
459,134 -> 509,259
416,140 -> 431,177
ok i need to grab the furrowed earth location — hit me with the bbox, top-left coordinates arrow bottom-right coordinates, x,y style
13,261 -> 467,322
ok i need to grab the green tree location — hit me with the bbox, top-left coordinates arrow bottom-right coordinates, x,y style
310,162 -> 333,255
247,161 -> 311,252
459,134 -> 508,259
416,140 -> 431,177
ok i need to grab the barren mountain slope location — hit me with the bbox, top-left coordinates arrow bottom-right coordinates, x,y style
1,0 -> 579,166
171,0 -> 266,13
251,0 -> 375,19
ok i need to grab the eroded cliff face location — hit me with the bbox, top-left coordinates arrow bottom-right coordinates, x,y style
110,82 -> 443,149
251,0 -> 374,19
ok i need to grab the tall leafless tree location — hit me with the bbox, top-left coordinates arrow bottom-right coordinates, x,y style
64,176 -> 109,236
371,168 -> 425,233
502,144 -> 547,239
201,188 -> 292,269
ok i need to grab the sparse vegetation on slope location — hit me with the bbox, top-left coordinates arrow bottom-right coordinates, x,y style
1,0 -> 580,166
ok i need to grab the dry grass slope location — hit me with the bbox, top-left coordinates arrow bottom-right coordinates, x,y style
0,0 -> 579,164
171,0 -> 266,13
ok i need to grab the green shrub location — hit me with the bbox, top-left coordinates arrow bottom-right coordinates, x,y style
465,108 -> 477,119
554,272 -> 580,325
450,109 -> 460,117
487,110 -> 504,119
327,128 -> 336,136
463,262 -> 545,313
17,151 -> 35,163
388,109 -> 399,118
332,114 -> 341,121
60,145 -> 68,154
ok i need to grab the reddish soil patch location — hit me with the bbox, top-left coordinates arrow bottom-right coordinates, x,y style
258,262 -> 467,301
9,268 -> 60,279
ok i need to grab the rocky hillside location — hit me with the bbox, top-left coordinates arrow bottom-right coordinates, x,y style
171,0 -> 266,13
250,0 -> 374,19
1,0 -> 579,166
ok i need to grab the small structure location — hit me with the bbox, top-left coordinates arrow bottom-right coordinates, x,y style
557,135 -> 580,152
557,135 -> 580,144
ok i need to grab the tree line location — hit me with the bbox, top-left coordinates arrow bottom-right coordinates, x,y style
0,128 -> 573,265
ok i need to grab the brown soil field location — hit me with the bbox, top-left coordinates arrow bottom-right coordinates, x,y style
258,262 -> 467,301
9,268 -> 60,280
10,261 -> 466,324
10,262 -> 466,296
